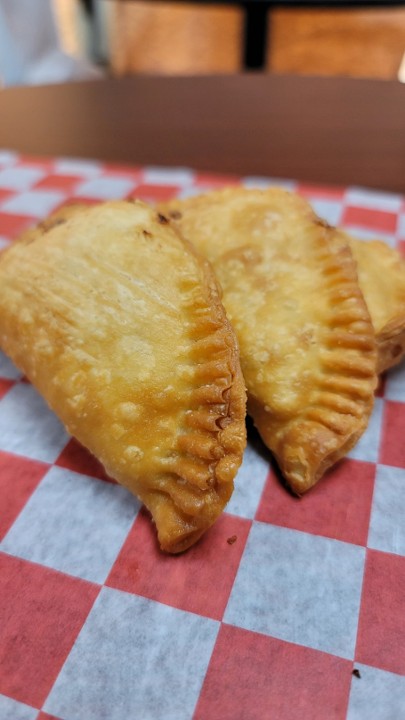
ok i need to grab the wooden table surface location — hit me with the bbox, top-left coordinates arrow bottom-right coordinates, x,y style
1,74 -> 404,193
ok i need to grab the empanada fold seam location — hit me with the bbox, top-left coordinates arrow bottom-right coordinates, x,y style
272,233 -> 378,492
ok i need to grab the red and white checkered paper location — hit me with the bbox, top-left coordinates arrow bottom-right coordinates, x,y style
1,150 -> 405,720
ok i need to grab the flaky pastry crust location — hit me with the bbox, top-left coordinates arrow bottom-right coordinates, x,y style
0,200 -> 246,552
160,188 -> 378,494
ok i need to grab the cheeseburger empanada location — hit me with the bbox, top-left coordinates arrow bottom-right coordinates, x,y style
160,188 -> 378,494
0,200 -> 246,552
341,232 -> 405,373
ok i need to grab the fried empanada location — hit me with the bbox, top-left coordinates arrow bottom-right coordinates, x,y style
339,231 -> 405,373
0,200 -> 246,552
160,188 -> 377,494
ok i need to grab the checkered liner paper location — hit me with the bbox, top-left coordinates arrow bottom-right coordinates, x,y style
1,150 -> 405,720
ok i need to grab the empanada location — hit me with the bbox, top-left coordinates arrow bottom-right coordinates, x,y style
0,200 -> 246,552
160,188 -> 378,494
341,231 -> 405,373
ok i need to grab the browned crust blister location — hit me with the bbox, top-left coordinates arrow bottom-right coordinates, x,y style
0,200 -> 246,552
160,188 -> 378,494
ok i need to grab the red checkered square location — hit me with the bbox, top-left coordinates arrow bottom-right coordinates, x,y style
194,624 -> 352,720
19,156 -> 54,170
341,205 -> 397,234
379,401 -> 405,468
355,549 -> 405,675
0,378 -> 14,399
58,197 -> 100,209
0,212 -> 37,240
33,173 -> 86,193
0,451 -> 49,540
107,508 -> 251,620
55,438 -> 114,483
128,183 -> 181,203
0,188 -> 15,203
193,171 -> 240,189
37,713 -> 62,720
0,552 -> 99,707
100,163 -> 142,178
256,460 -> 375,546
297,182 -> 345,201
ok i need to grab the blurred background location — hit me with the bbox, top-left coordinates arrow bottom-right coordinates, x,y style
0,0 -> 404,85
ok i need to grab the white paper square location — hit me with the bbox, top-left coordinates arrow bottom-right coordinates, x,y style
0,166 -> 45,191
242,176 -> 297,191
0,150 -> 18,167
74,176 -> 137,199
368,464 -> 405,557
345,187 -> 403,213
385,362 -> 405,403
347,397 -> 384,463
1,466 -> 140,583
310,198 -> 343,226
0,383 -> 69,462
178,186 -> 211,199
0,350 -> 22,380
44,587 -> 219,720
347,663 -> 405,720
0,694 -> 37,720
225,523 -> 365,659
0,236 -> 10,250
142,166 -> 195,186
397,212 -> 405,240
226,441 -> 269,518
1,190 -> 64,217
53,158 -> 102,178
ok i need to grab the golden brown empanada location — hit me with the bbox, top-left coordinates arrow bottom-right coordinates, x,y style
340,231 -> 405,373
160,188 -> 378,494
0,200 -> 246,552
